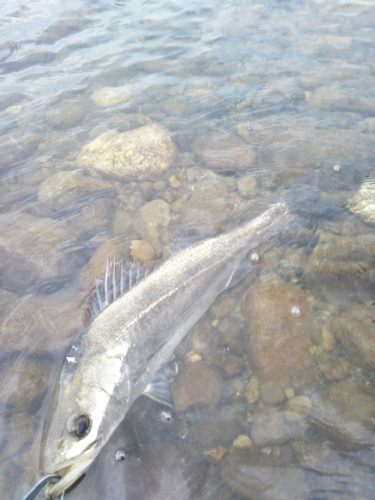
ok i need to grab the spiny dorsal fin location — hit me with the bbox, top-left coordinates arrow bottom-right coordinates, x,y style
90,258 -> 149,320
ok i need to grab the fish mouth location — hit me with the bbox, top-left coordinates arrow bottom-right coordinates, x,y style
43,444 -> 96,498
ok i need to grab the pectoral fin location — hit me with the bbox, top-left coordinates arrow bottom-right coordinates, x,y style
143,372 -> 174,408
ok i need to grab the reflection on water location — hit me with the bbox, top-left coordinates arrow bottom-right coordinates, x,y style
1,0 -> 375,498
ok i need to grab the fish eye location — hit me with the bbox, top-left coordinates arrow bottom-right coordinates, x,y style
70,415 -> 91,438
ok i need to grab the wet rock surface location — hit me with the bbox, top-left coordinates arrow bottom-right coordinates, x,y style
220,448 -> 309,500
327,308 -> 375,370
77,124 -> 177,180
241,274 -> 314,384
310,380 -> 375,448
0,212 -> 81,293
46,99 -> 88,128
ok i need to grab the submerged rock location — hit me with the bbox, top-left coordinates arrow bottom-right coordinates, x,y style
77,123 -> 177,180
302,230 -> 375,303
1,356 -> 51,412
180,171 -> 237,232
0,212 -> 81,293
171,360 -> 222,412
260,381 -> 286,405
136,199 -> 171,251
0,289 -> 85,354
347,180 -> 375,224
310,380 -> 375,448
0,133 -> 37,172
220,448 -> 309,500
327,309 -> 375,371
251,407 -> 292,447
192,131 -> 256,171
38,170 -> 116,211
90,86 -> 132,107
46,99 -> 88,128
241,274 -> 314,384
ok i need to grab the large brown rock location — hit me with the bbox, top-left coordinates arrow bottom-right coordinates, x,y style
170,361 -> 222,412
0,212 -> 81,293
76,123 -> 177,180
241,274 -> 314,384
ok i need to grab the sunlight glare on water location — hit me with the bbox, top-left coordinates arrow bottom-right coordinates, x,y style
1,0 -> 375,499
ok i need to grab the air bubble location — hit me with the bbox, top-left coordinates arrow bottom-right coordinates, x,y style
333,164 -> 341,172
160,410 -> 173,423
290,305 -> 302,317
250,252 -> 260,262
115,449 -> 126,461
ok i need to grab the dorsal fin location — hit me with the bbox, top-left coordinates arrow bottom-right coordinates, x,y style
90,258 -> 149,320
170,227 -> 213,254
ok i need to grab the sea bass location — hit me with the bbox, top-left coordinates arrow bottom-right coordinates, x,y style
39,171 -> 322,498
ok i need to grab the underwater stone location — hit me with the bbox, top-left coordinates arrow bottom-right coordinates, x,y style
241,274 -> 314,384
77,123 -> 177,181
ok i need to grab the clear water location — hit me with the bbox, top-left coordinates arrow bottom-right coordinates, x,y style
1,0 -> 375,498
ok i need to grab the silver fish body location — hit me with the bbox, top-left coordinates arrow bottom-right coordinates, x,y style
40,190 -> 302,497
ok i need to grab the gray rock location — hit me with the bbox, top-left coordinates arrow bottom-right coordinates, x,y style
67,198 -> 115,237
237,174 -> 258,198
327,309 -> 375,370
258,129 -> 375,174
0,289 -> 85,354
46,99 -> 88,128
189,402 -> 248,449
77,124 -> 177,180
310,380 -> 375,448
251,407 -> 292,447
0,212 -> 81,293
192,131 -> 256,171
38,170 -> 117,211
220,449 -> 309,500
260,381 -> 286,405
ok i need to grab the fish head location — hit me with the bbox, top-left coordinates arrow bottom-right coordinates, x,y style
40,337 -> 132,498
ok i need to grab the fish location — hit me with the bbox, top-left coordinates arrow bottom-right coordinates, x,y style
39,170 -> 330,498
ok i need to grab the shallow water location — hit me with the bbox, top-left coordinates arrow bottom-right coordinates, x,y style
1,0 -> 375,498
